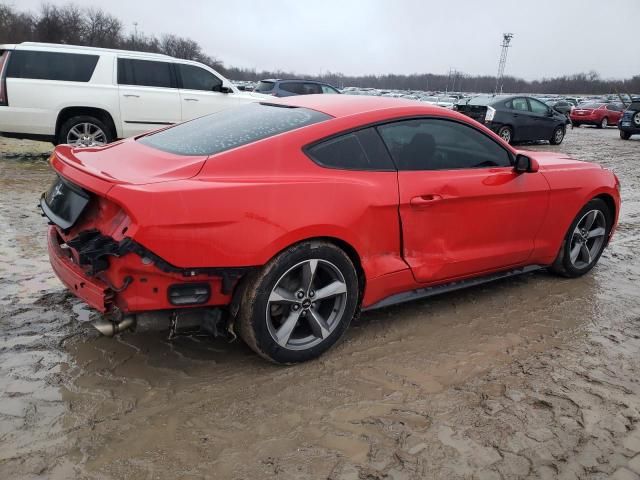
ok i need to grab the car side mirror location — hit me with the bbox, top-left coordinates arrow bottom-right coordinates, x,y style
514,154 -> 539,174
220,85 -> 233,94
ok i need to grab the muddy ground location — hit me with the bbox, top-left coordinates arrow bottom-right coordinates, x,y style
0,127 -> 639,480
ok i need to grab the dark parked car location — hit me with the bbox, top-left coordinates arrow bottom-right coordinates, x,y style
619,99 -> 640,140
455,95 -> 569,144
254,79 -> 341,97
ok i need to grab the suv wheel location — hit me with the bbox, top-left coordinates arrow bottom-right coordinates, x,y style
550,126 -> 565,145
550,198 -> 611,278
620,131 -> 631,140
57,115 -> 113,147
634,112 -> 640,127
237,241 -> 360,364
498,126 -> 513,144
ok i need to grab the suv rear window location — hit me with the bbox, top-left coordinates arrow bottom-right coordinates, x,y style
138,103 -> 331,156
6,50 -> 98,82
255,81 -> 275,93
118,58 -> 174,88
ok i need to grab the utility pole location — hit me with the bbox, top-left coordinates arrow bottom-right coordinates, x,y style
495,33 -> 514,94
133,22 -> 138,48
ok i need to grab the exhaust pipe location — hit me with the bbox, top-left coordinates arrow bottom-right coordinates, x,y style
92,315 -> 136,337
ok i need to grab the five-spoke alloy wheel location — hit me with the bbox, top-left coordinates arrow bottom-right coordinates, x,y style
237,241 -> 359,364
551,198 -> 611,277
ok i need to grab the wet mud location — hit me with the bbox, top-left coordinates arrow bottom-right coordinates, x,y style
1,128 -> 639,479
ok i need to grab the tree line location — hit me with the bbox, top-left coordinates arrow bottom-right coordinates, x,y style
1,2 -> 638,95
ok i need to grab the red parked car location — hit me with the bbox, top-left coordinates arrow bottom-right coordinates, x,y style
41,96 -> 621,363
570,102 -> 624,128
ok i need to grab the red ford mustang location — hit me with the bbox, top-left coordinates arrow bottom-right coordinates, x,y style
41,96 -> 621,363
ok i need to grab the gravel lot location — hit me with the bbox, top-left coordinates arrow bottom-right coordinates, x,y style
1,127 -> 639,480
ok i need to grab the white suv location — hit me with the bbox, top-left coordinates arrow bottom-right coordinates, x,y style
0,42 -> 267,146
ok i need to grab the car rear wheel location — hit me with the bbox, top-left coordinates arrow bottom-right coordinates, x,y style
237,241 -> 360,364
550,198 -> 611,278
598,117 -> 608,129
498,126 -> 513,144
58,115 -> 113,147
550,126 -> 565,145
573,122 -> 580,128
620,131 -> 631,140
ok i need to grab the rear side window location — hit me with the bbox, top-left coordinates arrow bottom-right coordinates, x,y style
138,103 -> 331,156
306,127 -> 395,171
178,64 -> 222,91
6,50 -> 98,82
118,58 -> 174,88
280,82 -> 322,95
321,85 -> 340,94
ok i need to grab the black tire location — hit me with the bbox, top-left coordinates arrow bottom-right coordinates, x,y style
497,126 -> 513,144
550,126 -> 565,145
550,198 -> 611,278
633,112 -> 640,128
56,115 -> 114,147
620,130 -> 631,140
237,241 -> 360,364
573,122 -> 580,128
597,117 -> 608,129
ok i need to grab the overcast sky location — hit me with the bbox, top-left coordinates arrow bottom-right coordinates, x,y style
13,0 -> 640,79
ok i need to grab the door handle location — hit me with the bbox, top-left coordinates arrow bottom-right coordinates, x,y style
184,98 -> 199,102
410,194 -> 442,207
123,94 -> 140,98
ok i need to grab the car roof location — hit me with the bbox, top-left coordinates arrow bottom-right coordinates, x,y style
263,79 -> 335,86
268,94 -> 450,118
9,42 -> 174,61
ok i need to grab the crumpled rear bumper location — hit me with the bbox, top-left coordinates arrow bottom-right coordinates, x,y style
48,226 -> 110,312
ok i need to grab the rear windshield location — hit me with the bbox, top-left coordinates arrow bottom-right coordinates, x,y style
578,103 -> 603,109
138,103 -> 331,156
466,96 -> 499,106
254,81 -> 275,93
628,102 -> 640,110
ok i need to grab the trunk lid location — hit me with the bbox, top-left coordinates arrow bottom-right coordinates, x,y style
54,139 -> 208,185
455,104 -> 487,122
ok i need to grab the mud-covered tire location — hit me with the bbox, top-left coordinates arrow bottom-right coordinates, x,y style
56,115 -> 114,147
497,126 -> 513,144
620,130 -> 631,140
236,241 -> 360,364
550,198 -> 612,278
550,126 -> 565,145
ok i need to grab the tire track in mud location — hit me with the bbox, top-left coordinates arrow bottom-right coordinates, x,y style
1,129 -> 640,479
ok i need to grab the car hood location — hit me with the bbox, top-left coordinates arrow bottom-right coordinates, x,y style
53,139 -> 208,185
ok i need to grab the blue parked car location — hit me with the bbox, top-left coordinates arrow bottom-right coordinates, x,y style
254,79 -> 341,97
619,99 -> 640,140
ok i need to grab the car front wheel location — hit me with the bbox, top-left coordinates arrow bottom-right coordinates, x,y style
237,241 -> 360,364
598,117 -> 608,129
550,198 -> 611,278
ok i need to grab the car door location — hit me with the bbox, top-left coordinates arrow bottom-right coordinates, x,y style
177,63 -> 246,121
117,58 -> 181,137
605,104 -> 622,124
506,97 -> 534,141
528,97 -> 557,140
377,118 -> 549,283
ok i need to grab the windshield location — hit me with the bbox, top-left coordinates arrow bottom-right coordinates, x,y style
138,103 -> 331,156
254,81 -> 275,93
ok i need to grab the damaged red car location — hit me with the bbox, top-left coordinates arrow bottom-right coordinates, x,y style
41,96 -> 621,363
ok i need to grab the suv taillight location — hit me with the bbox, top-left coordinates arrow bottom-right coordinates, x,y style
0,50 -> 10,106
